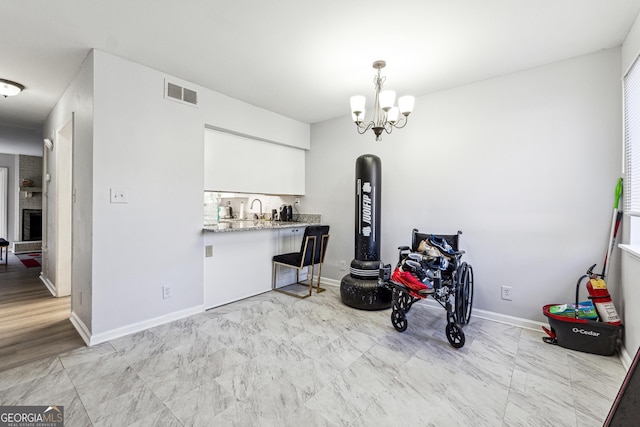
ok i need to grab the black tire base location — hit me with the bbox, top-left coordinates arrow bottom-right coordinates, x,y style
340,275 -> 392,310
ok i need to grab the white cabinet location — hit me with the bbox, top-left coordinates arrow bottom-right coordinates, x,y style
279,226 -> 305,253
204,129 -> 305,195
274,227 -> 308,287
204,229 -> 279,309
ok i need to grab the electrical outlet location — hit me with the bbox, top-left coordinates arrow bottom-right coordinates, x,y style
294,198 -> 300,206
501,285 -> 512,301
110,188 -> 128,204
205,245 -> 213,257
340,260 -> 346,271
162,284 -> 172,299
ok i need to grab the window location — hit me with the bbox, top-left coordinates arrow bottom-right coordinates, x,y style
624,56 -> 640,216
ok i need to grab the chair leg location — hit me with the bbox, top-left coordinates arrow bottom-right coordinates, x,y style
272,262 -> 277,291
307,264 -> 315,297
315,262 -> 326,293
272,262 -> 312,299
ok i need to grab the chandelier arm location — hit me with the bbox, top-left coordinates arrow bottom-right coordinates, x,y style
390,115 -> 409,130
356,121 -> 375,135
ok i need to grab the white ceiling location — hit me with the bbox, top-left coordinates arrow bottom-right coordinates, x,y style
1,0 -> 640,130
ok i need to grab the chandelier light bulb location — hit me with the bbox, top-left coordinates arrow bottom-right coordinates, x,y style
387,107 -> 399,124
398,95 -> 415,115
352,109 -> 366,123
350,95 -> 366,115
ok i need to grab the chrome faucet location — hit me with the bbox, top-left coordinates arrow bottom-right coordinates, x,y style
250,199 -> 263,219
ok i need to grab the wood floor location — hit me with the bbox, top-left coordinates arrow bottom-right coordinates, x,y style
0,251 -> 84,372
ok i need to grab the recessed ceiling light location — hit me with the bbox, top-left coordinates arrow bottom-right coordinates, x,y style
0,79 -> 25,97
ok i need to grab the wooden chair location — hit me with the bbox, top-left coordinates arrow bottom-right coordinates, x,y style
272,225 -> 330,298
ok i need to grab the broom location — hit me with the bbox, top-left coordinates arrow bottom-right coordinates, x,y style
602,177 -> 623,279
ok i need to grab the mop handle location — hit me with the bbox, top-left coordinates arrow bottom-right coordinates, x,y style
602,178 -> 623,278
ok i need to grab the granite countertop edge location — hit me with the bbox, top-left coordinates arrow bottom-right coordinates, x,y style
203,221 -> 319,233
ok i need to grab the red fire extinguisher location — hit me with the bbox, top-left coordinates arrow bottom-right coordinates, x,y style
587,277 -> 621,325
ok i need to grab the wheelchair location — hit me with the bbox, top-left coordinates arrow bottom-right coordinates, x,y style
379,229 -> 474,348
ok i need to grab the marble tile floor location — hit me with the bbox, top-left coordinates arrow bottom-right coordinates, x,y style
0,286 -> 627,426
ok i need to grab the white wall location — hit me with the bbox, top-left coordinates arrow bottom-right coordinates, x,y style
91,51 -> 205,335
164,76 -> 309,150
88,50 -> 310,338
307,48 -> 622,323
0,125 -> 43,156
42,48 -> 310,341
197,86 -> 310,150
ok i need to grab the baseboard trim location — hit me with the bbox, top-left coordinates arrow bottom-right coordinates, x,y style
619,345 -> 633,370
320,277 -> 341,288
470,307 -> 548,331
39,273 -> 56,297
69,311 -> 92,346
412,299 -> 546,331
87,305 -> 205,346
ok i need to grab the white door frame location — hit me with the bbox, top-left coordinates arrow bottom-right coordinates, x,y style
0,167 -> 7,239
40,116 -> 74,299
41,139 -> 52,282
56,117 -> 73,297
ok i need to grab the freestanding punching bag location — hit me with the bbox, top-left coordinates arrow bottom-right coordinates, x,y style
340,154 -> 392,310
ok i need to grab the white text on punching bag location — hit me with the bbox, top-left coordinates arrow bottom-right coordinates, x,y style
361,182 -> 373,237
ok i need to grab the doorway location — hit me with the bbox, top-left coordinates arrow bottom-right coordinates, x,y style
41,116 -> 73,298
0,125 -> 83,371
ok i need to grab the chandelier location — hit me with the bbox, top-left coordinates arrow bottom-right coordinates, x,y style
350,60 -> 414,141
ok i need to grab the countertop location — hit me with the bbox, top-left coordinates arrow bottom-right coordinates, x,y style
203,220 -> 316,233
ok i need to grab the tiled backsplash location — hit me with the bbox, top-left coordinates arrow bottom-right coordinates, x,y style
204,192 -> 321,224
295,213 -> 322,224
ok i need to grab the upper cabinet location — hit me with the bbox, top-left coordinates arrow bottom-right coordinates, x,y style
204,128 -> 305,195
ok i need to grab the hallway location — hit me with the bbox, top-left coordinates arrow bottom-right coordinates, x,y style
0,251 -> 84,372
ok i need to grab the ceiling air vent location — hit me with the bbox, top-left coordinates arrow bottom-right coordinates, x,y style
164,79 -> 198,107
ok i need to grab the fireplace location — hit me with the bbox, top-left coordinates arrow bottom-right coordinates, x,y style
22,209 -> 42,241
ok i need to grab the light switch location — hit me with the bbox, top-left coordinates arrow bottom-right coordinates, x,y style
110,188 -> 128,204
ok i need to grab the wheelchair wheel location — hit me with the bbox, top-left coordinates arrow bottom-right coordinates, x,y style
461,264 -> 474,324
391,309 -> 408,332
446,322 -> 465,348
398,293 -> 413,313
455,263 -> 474,325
